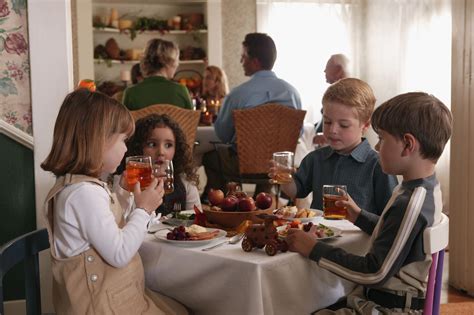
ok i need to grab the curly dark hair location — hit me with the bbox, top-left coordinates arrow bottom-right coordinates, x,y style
119,114 -> 199,186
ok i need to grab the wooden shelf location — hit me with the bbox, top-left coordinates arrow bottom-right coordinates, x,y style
93,27 -> 207,35
94,59 -> 205,65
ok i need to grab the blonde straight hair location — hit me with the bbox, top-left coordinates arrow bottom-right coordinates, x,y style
41,89 -> 135,177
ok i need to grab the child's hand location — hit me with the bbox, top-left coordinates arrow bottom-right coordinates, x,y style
267,160 -> 297,180
336,193 -> 361,223
268,159 -> 278,180
285,228 -> 318,257
133,178 -> 164,215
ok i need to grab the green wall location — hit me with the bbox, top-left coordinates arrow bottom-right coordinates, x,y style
0,133 -> 36,300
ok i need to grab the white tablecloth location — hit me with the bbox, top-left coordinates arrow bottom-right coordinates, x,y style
139,219 -> 370,315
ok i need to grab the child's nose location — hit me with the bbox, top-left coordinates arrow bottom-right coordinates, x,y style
156,145 -> 165,155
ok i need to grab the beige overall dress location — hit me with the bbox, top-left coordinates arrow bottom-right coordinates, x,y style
43,174 -> 188,315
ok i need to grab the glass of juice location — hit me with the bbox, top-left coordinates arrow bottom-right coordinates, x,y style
322,185 -> 348,220
270,151 -> 294,208
125,156 -> 153,191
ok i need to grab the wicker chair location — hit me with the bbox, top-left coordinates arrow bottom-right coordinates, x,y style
215,103 -> 306,185
130,104 -> 200,153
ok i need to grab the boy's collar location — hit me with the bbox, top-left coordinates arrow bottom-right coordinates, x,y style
323,138 -> 371,162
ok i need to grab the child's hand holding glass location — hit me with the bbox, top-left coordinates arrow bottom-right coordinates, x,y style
331,192 -> 362,223
133,177 -> 165,215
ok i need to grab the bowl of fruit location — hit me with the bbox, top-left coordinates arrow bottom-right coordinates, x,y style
203,189 -> 274,228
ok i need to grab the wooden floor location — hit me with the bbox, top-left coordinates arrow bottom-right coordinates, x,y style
441,252 -> 474,304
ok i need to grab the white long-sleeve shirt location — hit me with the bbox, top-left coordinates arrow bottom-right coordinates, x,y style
53,182 -> 151,268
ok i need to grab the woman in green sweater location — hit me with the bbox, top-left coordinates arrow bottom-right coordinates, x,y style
123,38 -> 193,110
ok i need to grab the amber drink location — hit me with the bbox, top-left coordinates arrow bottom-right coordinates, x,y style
126,156 -> 152,191
322,185 -> 348,220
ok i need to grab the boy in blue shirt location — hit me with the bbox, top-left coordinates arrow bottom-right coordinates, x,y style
287,92 -> 453,314
271,78 -> 398,215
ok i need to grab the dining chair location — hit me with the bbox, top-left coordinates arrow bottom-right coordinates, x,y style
423,213 -> 449,315
130,104 -> 201,153
0,228 -> 49,315
215,103 -> 306,187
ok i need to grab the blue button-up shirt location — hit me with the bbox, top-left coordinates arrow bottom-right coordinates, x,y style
214,70 -> 302,143
294,139 -> 398,215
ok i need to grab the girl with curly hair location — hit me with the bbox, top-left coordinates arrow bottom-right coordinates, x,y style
120,114 -> 201,215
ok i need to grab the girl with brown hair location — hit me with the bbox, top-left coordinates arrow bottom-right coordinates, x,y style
120,114 -> 201,215
41,89 -> 188,314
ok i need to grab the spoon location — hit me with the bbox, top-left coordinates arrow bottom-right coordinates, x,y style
201,233 -> 244,251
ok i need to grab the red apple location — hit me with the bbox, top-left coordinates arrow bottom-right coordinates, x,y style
238,197 -> 256,212
255,192 -> 272,209
221,196 -> 238,212
208,188 -> 225,206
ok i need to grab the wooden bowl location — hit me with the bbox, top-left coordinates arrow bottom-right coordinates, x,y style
203,206 -> 274,229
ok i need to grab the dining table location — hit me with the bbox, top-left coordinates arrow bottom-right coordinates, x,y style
139,218 -> 371,315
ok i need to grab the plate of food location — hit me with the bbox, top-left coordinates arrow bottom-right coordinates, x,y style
162,210 -> 195,227
313,224 -> 342,240
273,206 -> 323,223
277,223 -> 342,240
154,224 -> 226,247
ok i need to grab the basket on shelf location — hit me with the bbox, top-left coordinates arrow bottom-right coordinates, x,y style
173,69 -> 202,95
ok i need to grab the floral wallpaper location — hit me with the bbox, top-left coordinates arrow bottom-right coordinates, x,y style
0,0 -> 31,135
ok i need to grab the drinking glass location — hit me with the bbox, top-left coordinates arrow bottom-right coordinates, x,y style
154,160 -> 174,195
322,185 -> 348,220
125,156 -> 153,191
270,151 -> 294,208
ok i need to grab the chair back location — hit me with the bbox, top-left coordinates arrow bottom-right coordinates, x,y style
130,104 -> 201,153
423,213 -> 449,315
0,228 -> 49,315
233,103 -> 306,175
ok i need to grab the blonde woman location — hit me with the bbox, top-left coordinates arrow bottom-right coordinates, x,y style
201,65 -> 229,104
123,39 -> 192,110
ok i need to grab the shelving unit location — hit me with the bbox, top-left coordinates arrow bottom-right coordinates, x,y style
91,0 -> 214,83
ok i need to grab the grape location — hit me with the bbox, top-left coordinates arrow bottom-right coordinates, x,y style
178,225 -> 186,233
303,222 -> 314,232
176,232 -> 185,240
185,232 -> 191,238
166,232 -> 174,240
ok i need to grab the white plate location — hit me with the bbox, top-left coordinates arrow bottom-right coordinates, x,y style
280,209 -> 323,223
276,224 -> 342,240
316,225 -> 342,240
154,228 -> 227,247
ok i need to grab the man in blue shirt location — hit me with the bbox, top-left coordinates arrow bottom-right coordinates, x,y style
202,33 -> 302,199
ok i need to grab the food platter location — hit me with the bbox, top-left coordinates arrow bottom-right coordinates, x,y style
316,225 -> 342,240
287,209 -> 323,223
273,207 -> 323,223
277,224 -> 342,240
154,228 -> 226,247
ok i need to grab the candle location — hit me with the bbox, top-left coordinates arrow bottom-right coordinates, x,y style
202,111 -> 213,125
120,70 -> 131,82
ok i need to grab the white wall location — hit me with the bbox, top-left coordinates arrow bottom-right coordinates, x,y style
28,0 -> 74,312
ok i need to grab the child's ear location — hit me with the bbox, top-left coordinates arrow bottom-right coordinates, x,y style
401,133 -> 417,156
361,120 -> 371,134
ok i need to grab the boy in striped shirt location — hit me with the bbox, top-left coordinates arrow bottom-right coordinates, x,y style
287,92 -> 453,314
